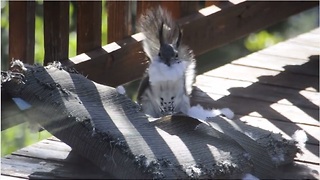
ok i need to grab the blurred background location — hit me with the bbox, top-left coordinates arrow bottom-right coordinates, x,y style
1,1 -> 319,156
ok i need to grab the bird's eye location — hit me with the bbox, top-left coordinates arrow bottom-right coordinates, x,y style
175,53 -> 178,59
158,52 -> 161,57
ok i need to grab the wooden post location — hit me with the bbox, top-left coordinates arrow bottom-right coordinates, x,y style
9,1 -> 35,65
107,1 -> 131,43
77,1 -> 102,54
43,1 -> 69,64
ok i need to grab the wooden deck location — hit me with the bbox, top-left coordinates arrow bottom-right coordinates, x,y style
2,28 -> 319,179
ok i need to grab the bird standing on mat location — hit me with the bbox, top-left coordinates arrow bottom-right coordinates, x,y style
137,7 -> 196,118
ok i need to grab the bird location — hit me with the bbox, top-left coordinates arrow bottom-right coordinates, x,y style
137,7 -> 196,118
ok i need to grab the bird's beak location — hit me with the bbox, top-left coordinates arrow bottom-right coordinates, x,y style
165,59 -> 171,67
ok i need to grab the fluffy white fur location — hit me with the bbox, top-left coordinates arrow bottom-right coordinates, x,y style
184,61 -> 196,95
148,57 -> 188,85
292,130 -> 308,148
187,104 -> 234,120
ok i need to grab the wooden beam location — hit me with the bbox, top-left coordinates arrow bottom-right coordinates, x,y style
77,1 -> 102,54
65,1 -> 317,86
43,1 -> 69,64
9,1 -> 35,65
179,1 -> 200,17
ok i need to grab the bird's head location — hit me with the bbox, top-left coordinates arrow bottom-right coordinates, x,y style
158,22 -> 182,67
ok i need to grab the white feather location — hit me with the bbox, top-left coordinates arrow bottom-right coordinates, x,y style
292,130 -> 308,148
220,108 -> 235,119
187,104 -> 234,120
116,85 -> 126,95
187,104 -> 222,120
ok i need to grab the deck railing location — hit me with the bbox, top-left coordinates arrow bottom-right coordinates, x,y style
2,1 -> 318,131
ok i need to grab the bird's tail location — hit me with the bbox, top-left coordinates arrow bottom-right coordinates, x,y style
138,7 -> 182,60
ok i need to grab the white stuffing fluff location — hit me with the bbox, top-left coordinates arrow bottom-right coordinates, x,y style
116,85 -> 126,95
219,108 -> 235,119
11,59 -> 27,71
148,57 -> 188,85
292,130 -> 308,148
242,173 -> 260,180
187,104 -> 234,120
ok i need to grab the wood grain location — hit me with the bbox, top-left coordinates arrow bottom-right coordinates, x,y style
43,1 -> 69,64
77,1 -> 102,54
8,1 -> 35,65
107,1 -> 131,43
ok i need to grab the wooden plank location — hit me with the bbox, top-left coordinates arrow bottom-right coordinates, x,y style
43,1 -> 69,64
203,63 -> 319,91
289,31 -> 320,48
107,1 -> 131,43
77,1 -> 102,54
12,142 -> 72,162
232,52 -> 317,73
296,144 -> 319,164
237,115 -> 320,145
258,42 -> 319,67
9,1 -> 35,65
179,1 -> 200,16
191,92 -> 319,126
1,154 -> 111,179
0,175 -> 27,180
195,75 -> 320,110
181,1 -> 318,55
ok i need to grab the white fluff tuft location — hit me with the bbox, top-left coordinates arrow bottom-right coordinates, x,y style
292,130 -> 308,148
148,57 -> 187,85
184,61 -> 196,95
187,104 -> 234,120
242,173 -> 260,180
11,59 -> 27,71
116,85 -> 126,95
220,108 -> 234,119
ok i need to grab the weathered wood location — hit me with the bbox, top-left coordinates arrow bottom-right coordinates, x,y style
107,1 -> 131,43
65,1 -> 317,86
1,175 -> 26,180
77,1 -> 102,54
192,92 -> 319,126
179,1 -> 200,16
232,53 -> 318,74
237,115 -> 319,145
195,75 -> 319,110
181,1 -> 318,55
203,63 -> 319,91
1,153 -> 111,179
43,1 -> 69,64
9,1 -> 35,65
